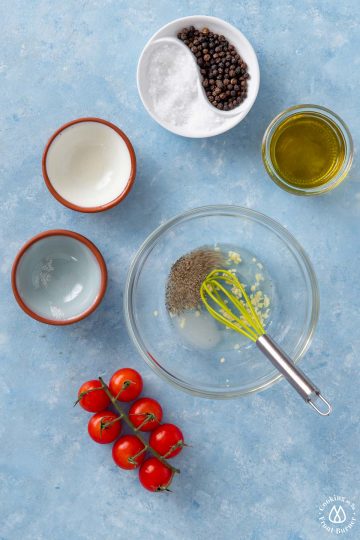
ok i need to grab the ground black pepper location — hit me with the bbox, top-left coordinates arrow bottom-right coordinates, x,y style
166,248 -> 224,314
177,26 -> 249,111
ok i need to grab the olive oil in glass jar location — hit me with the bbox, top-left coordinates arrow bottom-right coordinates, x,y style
262,105 -> 353,195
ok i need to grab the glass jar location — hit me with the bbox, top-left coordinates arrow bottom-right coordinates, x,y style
262,104 -> 353,196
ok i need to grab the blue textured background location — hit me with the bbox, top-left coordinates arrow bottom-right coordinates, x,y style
0,2 -> 359,539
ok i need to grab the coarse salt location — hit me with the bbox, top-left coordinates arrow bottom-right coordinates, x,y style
146,42 -> 226,134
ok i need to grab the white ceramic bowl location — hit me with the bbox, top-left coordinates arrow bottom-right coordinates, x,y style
42,118 -> 136,212
137,15 -> 260,138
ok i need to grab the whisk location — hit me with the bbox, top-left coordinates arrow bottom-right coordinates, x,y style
200,269 -> 332,416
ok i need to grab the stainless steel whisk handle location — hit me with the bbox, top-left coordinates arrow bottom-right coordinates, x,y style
256,335 -> 332,416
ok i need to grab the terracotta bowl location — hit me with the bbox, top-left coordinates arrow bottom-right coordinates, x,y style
42,118 -> 136,212
12,230 -> 107,325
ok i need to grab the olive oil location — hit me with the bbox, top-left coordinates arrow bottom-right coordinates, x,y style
269,112 -> 345,188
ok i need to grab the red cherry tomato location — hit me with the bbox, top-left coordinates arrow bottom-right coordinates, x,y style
88,411 -> 122,444
109,368 -> 143,402
112,435 -> 146,470
139,457 -> 173,492
129,397 -> 163,432
77,380 -> 110,412
149,424 -> 184,458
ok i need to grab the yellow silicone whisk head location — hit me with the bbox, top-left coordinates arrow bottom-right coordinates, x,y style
200,269 -> 266,342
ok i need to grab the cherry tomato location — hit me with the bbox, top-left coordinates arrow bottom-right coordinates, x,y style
88,410 -> 122,444
112,435 -> 146,470
77,380 -> 110,413
129,397 -> 163,432
109,368 -> 143,402
139,457 -> 173,492
149,424 -> 184,458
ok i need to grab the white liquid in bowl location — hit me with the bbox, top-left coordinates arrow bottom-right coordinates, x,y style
46,121 -> 132,208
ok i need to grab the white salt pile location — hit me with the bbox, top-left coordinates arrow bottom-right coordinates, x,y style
146,41 -> 228,135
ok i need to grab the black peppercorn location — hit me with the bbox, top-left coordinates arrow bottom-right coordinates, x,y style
177,25 -> 250,111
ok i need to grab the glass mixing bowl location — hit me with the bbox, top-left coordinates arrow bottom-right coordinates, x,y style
124,205 -> 319,399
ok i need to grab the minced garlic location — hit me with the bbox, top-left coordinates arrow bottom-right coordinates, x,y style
227,250 -> 242,264
179,317 -> 186,329
220,308 -> 235,322
231,286 -> 243,298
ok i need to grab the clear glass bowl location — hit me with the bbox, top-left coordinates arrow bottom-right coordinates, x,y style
124,205 -> 319,399
262,104 -> 353,196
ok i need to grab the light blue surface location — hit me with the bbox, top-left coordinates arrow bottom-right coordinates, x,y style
15,234 -> 102,321
0,2 -> 359,539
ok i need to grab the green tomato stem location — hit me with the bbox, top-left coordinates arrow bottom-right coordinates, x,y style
73,386 -> 104,407
128,445 -> 148,466
98,377 -> 180,475
133,413 -> 157,432
163,440 -> 185,459
114,380 -> 131,400
101,414 -> 124,430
